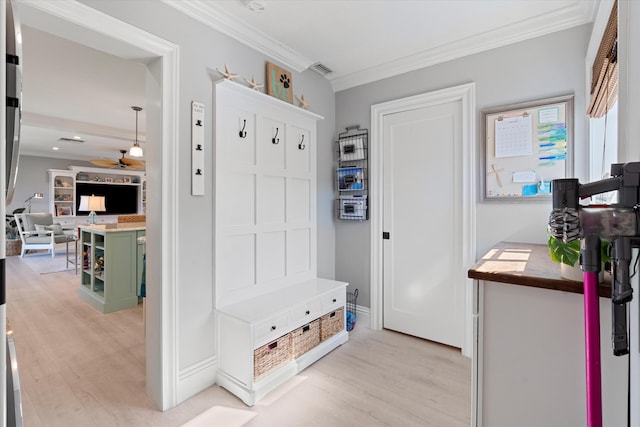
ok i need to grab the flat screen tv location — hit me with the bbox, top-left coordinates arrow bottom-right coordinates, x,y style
76,182 -> 138,215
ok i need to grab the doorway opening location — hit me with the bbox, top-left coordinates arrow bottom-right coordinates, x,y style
14,0 -> 179,410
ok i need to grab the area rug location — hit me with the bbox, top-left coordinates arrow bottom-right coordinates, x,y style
39,266 -> 76,275
180,406 -> 256,427
12,247 -> 78,275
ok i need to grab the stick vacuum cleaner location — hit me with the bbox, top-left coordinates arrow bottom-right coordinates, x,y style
550,162 -> 640,427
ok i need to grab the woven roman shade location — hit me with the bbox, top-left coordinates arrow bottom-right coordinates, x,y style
588,0 -> 618,118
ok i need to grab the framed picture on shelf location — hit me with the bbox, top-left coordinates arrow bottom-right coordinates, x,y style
56,206 -> 72,216
266,61 -> 293,104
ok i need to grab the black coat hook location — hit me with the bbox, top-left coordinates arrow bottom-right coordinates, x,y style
272,127 -> 279,144
298,134 -> 305,150
239,119 -> 247,138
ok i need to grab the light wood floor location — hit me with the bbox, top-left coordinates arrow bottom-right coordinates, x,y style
6,251 -> 471,426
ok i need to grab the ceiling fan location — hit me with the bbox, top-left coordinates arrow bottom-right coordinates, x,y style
90,150 -> 146,170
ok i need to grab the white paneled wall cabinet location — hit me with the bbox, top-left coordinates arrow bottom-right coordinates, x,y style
213,80 -> 348,405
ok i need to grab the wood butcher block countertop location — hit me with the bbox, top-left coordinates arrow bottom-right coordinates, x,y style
79,222 -> 146,233
467,241 -> 611,298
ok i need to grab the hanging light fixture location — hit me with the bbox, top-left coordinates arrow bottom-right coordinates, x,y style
129,106 -> 144,158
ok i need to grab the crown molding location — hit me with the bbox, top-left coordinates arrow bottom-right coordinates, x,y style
161,0 -> 596,92
330,2 -> 595,91
161,0 -> 313,72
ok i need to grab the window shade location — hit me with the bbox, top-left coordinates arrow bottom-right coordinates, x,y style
588,0 -> 618,118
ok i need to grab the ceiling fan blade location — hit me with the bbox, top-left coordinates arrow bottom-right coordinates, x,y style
119,157 -> 145,169
128,161 -> 146,170
90,159 -> 119,168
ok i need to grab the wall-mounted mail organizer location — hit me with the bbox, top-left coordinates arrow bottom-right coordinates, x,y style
335,125 -> 368,220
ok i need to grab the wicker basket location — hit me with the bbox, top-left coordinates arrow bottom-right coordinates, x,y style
320,307 -> 344,341
291,319 -> 320,358
253,334 -> 292,381
6,239 -> 21,257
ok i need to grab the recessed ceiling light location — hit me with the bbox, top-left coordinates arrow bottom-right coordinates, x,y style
52,147 -> 59,150
73,135 -> 82,140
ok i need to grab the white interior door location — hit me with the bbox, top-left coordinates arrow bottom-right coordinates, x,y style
382,99 -> 464,348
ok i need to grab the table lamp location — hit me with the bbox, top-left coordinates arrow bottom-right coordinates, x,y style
79,195 -> 106,224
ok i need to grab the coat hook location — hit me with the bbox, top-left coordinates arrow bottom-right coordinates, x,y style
272,127 -> 279,144
239,119 -> 247,138
298,134 -> 305,150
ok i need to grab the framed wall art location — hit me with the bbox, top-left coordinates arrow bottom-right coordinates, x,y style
266,61 -> 293,104
481,94 -> 574,202
56,205 -> 72,216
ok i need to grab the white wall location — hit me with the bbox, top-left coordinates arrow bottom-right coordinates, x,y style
335,25 -> 591,309
72,0 -> 336,404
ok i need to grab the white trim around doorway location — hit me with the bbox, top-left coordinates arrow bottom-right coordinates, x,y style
17,0 -> 180,410
370,83 -> 476,356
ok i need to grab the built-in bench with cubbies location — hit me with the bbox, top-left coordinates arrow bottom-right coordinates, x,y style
213,80 -> 349,406
215,279 -> 348,406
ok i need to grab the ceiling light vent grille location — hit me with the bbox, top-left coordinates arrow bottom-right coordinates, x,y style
310,62 -> 334,77
58,137 -> 85,144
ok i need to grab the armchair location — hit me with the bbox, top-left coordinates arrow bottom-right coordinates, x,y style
14,213 -> 76,259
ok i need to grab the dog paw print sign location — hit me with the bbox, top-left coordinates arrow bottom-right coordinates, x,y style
266,61 -> 293,104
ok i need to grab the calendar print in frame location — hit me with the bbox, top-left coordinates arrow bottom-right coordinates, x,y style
481,95 -> 574,202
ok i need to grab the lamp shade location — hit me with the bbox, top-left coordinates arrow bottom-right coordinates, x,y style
24,192 -> 43,202
79,195 -> 106,212
129,143 -> 143,158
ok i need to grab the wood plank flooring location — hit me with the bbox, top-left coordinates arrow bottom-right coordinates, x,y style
6,251 -> 471,426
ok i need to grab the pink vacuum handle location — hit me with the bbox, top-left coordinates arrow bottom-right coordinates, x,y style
584,271 -> 602,427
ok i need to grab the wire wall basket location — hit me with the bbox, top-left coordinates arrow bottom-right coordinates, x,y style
347,288 -> 358,331
335,125 -> 368,220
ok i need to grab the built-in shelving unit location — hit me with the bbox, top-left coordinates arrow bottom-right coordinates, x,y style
48,167 -> 146,224
51,171 -> 76,217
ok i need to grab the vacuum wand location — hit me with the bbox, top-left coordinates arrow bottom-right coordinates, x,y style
581,235 -> 604,427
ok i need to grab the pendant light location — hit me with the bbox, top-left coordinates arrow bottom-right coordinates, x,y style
129,106 -> 144,158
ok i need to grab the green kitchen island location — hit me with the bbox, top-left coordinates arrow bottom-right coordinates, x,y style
79,222 -> 146,313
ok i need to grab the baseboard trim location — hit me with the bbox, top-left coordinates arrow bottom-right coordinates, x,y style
177,355 -> 218,404
354,304 -> 371,330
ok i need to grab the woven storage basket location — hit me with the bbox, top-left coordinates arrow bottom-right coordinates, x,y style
254,334 -> 291,381
291,319 -> 320,358
320,307 -> 344,341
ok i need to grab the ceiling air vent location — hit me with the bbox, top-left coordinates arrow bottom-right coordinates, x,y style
58,137 -> 85,144
310,62 -> 334,77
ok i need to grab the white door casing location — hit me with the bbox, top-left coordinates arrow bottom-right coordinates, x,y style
16,0 -> 180,410
371,83 -> 476,356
